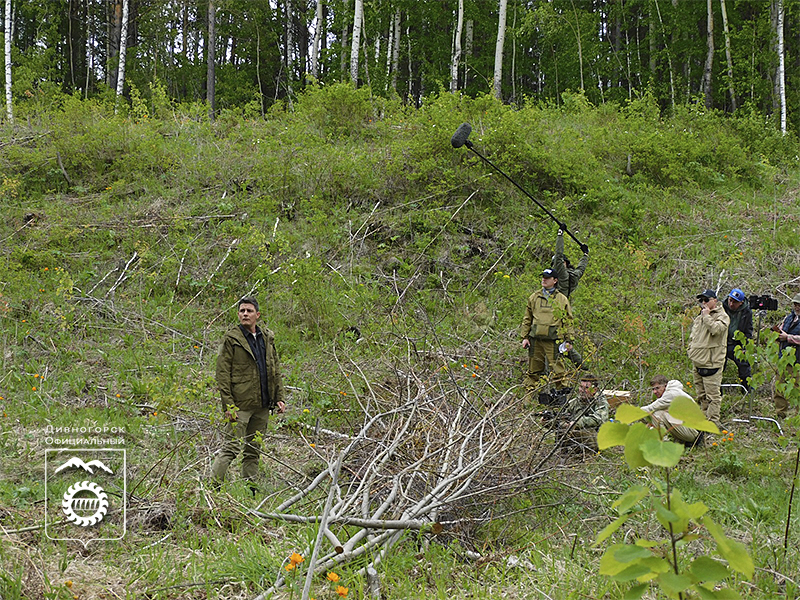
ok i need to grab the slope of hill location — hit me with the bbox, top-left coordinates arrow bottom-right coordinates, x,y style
0,86 -> 798,599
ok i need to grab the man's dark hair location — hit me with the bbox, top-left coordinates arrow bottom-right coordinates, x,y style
650,375 -> 668,387
238,296 -> 260,312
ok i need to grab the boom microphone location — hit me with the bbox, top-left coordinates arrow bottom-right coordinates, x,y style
450,122 -> 588,252
450,122 -> 473,149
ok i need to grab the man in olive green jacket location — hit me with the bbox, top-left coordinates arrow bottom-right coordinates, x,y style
211,297 -> 286,485
520,268 -> 574,395
687,289 -> 729,428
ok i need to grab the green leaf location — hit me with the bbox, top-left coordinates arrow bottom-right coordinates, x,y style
598,421 -> 630,449
689,556 -> 731,583
599,544 -> 632,576
703,516 -> 755,579
640,438 -> 684,467
658,572 -> 693,597
612,563 -> 654,582
638,556 -> 672,576
615,544 -> 654,563
668,395 -> 720,434
600,544 -> 652,576
623,583 -> 649,600
595,513 -> 634,545
612,485 -> 650,513
655,501 -> 679,529
624,423 -> 660,468
667,490 -> 707,533
696,586 -> 742,600
616,403 -> 649,424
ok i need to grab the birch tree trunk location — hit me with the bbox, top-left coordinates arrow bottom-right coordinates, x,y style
493,0 -> 507,100
719,0 -> 736,111
384,18 -> 393,89
4,0 -> 11,124
450,0 -> 464,93
571,3 -> 584,91
310,0 -> 323,78
701,0 -> 714,108
390,10 -> 400,93
114,0 -> 129,112
285,0 -> 294,96
350,0 -> 363,84
653,0 -> 675,108
776,0 -> 786,133
207,0 -> 215,121
3,0 -> 14,125
464,19 -> 473,89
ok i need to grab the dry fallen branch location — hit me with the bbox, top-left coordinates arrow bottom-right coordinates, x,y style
253,335 -> 577,600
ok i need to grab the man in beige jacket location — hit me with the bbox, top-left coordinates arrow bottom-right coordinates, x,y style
687,289 -> 729,428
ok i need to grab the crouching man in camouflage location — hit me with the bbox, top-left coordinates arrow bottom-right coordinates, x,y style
558,373 -> 609,454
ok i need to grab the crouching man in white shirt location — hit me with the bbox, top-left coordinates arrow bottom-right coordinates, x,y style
642,375 -> 701,446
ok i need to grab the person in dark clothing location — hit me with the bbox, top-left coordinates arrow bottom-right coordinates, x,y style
552,229 -> 589,299
722,288 -> 753,391
551,230 -> 589,367
774,292 -> 800,419
211,297 -> 286,486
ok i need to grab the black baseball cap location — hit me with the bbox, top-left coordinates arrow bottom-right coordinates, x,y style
541,268 -> 558,279
696,289 -> 717,300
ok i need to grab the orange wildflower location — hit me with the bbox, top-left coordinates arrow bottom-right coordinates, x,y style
336,586 -> 348,597
327,572 -> 340,583
289,552 -> 304,565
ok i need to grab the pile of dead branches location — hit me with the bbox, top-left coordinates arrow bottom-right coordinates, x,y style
254,346 -> 574,599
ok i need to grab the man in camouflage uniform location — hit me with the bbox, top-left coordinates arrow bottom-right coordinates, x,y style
520,268 -> 573,395
552,229 -> 589,298
552,229 -> 589,367
558,373 -> 609,453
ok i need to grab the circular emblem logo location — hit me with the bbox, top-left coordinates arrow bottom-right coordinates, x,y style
61,481 -> 109,527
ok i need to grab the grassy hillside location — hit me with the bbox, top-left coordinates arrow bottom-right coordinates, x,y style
1,86 -> 799,599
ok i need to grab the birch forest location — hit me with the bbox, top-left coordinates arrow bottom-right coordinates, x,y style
0,0 -> 797,129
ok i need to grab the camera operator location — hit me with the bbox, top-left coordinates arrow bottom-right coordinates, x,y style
722,288 -> 753,392
774,293 -> 800,419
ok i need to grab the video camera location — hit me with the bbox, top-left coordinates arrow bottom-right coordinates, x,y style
538,387 -> 571,407
749,294 -> 778,311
